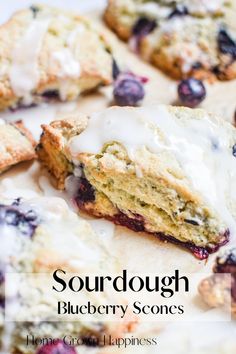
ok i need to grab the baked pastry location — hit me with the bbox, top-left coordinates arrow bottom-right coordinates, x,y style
199,247 -> 236,315
0,119 -> 36,173
104,0 -> 236,80
0,5 -> 112,111
0,197 -> 135,353
37,105 -> 236,259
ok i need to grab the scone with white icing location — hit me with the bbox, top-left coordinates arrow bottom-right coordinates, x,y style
0,197 -> 135,354
0,119 -> 36,173
37,105 -> 236,259
104,0 -> 236,80
0,5 -> 112,111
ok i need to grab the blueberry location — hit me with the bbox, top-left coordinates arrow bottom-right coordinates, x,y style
12,198 -> 21,206
218,28 -> 236,58
214,248 -> 236,274
36,340 -> 76,354
113,74 -> 145,106
76,178 -> 95,204
5,210 -> 20,226
178,78 -> 206,107
25,210 -> 38,222
41,90 -> 59,100
168,5 -> 188,19
0,295 -> 5,308
132,17 -> 157,37
18,220 -> 35,237
0,205 -> 39,238
112,58 -> 120,80
232,144 -> 236,157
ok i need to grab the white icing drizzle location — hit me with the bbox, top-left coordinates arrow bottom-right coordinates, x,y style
9,18 -> 50,104
50,25 -> 83,101
69,105 -> 236,240
51,49 -> 80,79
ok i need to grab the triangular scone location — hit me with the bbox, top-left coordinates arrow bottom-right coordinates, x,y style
38,105 -> 236,259
104,0 -> 236,80
0,5 -> 112,111
0,197 -> 136,353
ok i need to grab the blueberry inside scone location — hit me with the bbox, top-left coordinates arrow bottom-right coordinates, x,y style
37,105 -> 236,259
0,197 -> 133,353
104,0 -> 236,80
0,5 -> 112,111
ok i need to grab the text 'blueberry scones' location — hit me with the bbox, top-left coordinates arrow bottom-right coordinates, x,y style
0,5 -> 112,111
0,197 -> 135,354
0,119 -> 36,173
38,105 -> 236,259
104,0 -> 236,80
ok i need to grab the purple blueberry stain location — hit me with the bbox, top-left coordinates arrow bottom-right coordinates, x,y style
41,90 -> 60,100
131,17 -> 157,53
0,295 -> 5,308
178,78 -> 206,107
0,272 -> 4,285
75,177 -> 96,205
218,28 -> 236,58
168,5 -> 188,19
232,144 -> 236,157
112,58 -> 120,80
132,17 -> 157,38
0,202 -> 39,238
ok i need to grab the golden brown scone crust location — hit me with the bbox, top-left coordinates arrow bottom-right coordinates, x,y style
0,121 -> 36,173
0,5 -> 112,111
104,0 -> 236,81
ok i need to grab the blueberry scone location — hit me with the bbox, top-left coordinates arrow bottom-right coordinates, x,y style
37,105 -> 236,259
104,0 -> 236,80
0,197 -> 135,353
0,119 -> 36,173
199,248 -> 236,315
0,5 -> 112,111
